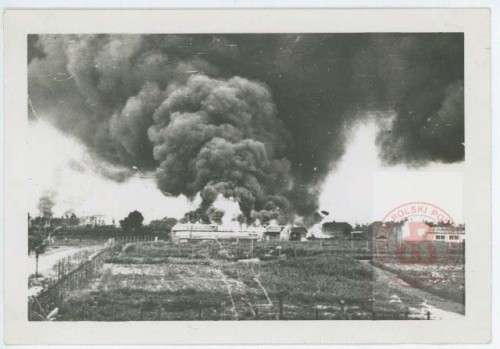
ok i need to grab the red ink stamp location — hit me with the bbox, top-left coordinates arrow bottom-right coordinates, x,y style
373,202 -> 465,287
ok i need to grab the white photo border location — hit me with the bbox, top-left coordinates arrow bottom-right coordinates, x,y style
3,8 -> 491,345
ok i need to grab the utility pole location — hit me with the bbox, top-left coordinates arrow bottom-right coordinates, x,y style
35,249 -> 39,279
34,244 -> 44,279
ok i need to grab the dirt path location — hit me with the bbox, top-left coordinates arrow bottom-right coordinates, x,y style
29,246 -> 85,276
29,242 -> 109,279
370,262 -> 465,319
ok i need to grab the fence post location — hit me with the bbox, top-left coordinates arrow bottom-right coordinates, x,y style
404,309 -> 409,320
315,307 -> 319,320
35,253 -> 39,278
140,301 -> 144,320
156,305 -> 162,320
426,311 -> 431,320
81,301 -> 85,320
198,301 -> 202,320
255,307 -> 259,319
278,293 -> 284,320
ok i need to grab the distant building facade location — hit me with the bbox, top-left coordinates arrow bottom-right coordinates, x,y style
79,215 -> 106,227
263,225 -> 291,241
171,223 -> 264,243
427,226 -> 465,243
393,222 -> 465,243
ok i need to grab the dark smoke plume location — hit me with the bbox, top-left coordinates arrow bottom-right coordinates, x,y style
37,191 -> 56,218
148,75 -> 296,222
361,34 -> 464,165
28,34 -> 463,223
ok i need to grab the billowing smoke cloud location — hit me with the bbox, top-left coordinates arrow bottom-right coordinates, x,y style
148,75 -> 297,222
360,34 -> 464,165
37,191 -> 56,218
28,34 -> 463,223
28,35 -> 218,169
377,80 -> 464,165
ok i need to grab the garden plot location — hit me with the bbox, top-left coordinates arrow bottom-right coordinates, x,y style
55,240 -> 462,321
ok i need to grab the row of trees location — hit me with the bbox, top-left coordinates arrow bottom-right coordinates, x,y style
119,208 -> 229,233
28,211 -> 180,253
120,211 -> 178,235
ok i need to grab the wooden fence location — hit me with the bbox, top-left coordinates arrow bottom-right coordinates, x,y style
28,246 -> 115,321
28,235 -> 161,321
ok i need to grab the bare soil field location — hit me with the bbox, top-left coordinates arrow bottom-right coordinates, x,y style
54,240 -> 465,321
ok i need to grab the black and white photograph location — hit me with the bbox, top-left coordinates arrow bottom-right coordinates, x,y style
26,32 -> 467,322
2,7 -> 493,346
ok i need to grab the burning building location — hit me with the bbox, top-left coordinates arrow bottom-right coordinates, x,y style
263,225 -> 292,241
304,211 -> 353,240
290,226 -> 308,241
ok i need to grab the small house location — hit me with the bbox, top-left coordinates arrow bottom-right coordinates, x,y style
322,221 -> 353,238
350,230 -> 364,239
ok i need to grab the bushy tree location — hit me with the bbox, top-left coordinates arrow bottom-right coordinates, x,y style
120,211 -> 144,232
148,217 -> 178,236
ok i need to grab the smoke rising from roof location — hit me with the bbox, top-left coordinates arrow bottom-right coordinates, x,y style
28,34 -> 463,222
